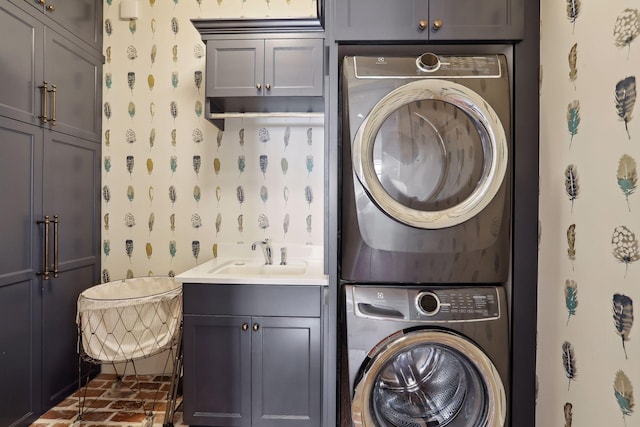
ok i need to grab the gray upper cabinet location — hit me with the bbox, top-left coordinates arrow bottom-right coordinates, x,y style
22,0 -> 101,51
206,38 -> 324,98
332,0 -> 524,41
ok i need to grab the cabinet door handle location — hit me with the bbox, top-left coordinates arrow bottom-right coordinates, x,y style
418,20 -> 428,31
48,85 -> 57,125
432,19 -> 443,31
37,216 -> 51,280
242,323 -> 249,331
46,4 -> 55,11
252,323 -> 259,332
256,83 -> 262,91
37,0 -> 46,5
52,215 -> 59,278
38,82 -> 48,124
265,83 -> 271,91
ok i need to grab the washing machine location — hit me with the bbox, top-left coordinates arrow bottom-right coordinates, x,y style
344,284 -> 509,427
340,53 -> 511,283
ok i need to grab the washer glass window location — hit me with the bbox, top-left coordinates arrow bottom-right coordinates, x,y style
371,342 -> 487,427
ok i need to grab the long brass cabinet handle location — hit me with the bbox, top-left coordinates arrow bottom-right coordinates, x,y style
49,85 -> 57,125
53,215 -> 59,278
37,216 -> 51,280
38,82 -> 48,123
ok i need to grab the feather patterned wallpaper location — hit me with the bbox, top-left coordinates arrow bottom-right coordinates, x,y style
538,0 -> 640,424
101,0 -> 323,281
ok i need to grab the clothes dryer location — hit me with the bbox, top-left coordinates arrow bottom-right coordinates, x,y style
344,284 -> 509,427
340,53 -> 511,283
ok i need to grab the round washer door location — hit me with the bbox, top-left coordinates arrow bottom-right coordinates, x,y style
352,79 -> 508,229
351,330 -> 505,427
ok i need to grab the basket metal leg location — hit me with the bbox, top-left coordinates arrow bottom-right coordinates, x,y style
163,321 -> 183,427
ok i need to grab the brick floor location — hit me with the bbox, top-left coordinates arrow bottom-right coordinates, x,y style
30,373 -> 186,426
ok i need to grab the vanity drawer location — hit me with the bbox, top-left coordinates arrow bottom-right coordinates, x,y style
183,283 -> 322,317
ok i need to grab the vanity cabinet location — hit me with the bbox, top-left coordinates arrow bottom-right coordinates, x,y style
183,284 -> 323,427
206,38 -> 324,98
332,0 -> 524,41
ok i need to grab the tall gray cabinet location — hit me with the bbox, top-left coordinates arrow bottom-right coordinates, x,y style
0,1 -> 102,426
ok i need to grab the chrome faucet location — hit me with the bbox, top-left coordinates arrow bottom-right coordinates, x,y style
251,238 -> 273,265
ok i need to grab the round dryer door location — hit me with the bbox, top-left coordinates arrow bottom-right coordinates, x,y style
352,79 -> 508,229
351,330 -> 505,427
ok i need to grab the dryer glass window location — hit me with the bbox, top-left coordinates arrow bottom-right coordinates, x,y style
373,100 -> 489,212
371,343 -> 487,427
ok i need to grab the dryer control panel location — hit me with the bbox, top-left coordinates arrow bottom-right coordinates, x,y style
353,54 -> 502,79
352,286 -> 501,323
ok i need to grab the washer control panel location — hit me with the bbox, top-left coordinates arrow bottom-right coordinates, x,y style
411,287 -> 500,321
352,286 -> 501,322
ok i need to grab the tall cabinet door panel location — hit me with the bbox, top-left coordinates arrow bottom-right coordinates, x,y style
429,0 -> 524,40
41,131 -> 100,407
252,317 -> 321,427
183,315 -> 252,427
0,1 -> 43,125
43,0 -> 101,51
265,39 -> 324,97
45,30 -> 102,141
20,0 -> 101,52
0,118 -> 43,427
206,40 -> 264,98
332,0 -> 428,41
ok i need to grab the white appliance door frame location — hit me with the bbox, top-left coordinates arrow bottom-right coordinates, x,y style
351,330 -> 506,427
352,79 -> 507,230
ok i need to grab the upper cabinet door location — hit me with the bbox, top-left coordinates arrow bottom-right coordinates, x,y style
331,0 -> 524,41
206,39 -> 265,98
333,0 -> 428,41
22,0 -> 102,51
428,0 -> 524,40
265,39 -> 324,97
0,1 -> 44,125
44,28 -> 102,141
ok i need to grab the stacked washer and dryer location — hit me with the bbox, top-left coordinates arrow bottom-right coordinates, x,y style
339,52 -> 512,427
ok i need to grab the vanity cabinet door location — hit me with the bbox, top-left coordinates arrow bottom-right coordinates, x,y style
252,316 -> 321,427
183,315 -> 252,427
206,39 -> 265,98
264,39 -> 324,97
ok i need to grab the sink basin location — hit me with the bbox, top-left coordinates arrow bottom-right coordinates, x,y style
209,260 -> 308,276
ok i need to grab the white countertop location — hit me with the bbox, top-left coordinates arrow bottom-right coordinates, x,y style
175,244 -> 328,286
